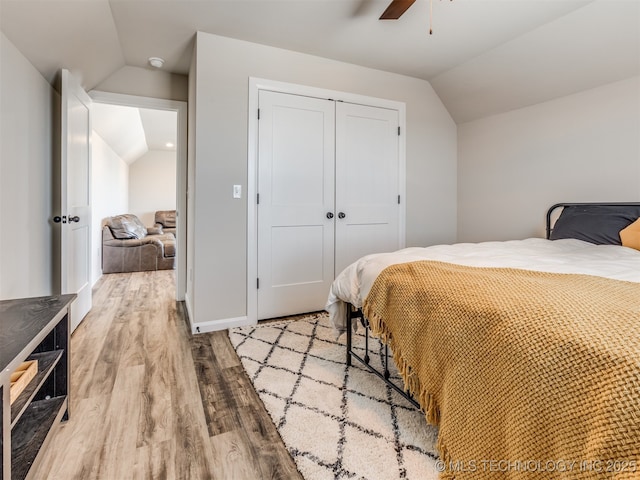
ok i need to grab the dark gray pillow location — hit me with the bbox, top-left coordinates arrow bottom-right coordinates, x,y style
550,205 -> 640,245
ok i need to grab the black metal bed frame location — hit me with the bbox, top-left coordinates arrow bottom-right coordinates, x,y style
346,305 -> 420,409
344,201 -> 640,412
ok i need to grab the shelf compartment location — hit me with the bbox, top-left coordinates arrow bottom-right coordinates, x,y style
10,360 -> 38,405
11,396 -> 67,480
10,351 -> 63,428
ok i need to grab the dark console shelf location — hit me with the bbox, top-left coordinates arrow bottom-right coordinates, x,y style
11,397 -> 67,480
11,350 -> 64,427
1,294 -> 74,480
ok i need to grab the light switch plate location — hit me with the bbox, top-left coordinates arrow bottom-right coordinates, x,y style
233,184 -> 242,198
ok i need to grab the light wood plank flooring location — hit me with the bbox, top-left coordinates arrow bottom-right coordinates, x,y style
30,270 -> 302,480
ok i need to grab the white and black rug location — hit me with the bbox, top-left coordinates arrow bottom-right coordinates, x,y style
228,313 -> 440,480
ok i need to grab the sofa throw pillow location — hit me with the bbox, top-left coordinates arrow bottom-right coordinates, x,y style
550,205 -> 640,245
109,214 -> 148,239
620,218 -> 640,251
156,210 -> 176,228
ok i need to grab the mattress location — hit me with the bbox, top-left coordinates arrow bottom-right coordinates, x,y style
326,237 -> 640,334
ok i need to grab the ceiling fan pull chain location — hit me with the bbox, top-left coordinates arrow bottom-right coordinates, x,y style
429,0 -> 433,35
429,0 -> 452,35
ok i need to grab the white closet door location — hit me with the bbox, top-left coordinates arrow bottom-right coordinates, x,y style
257,91 -> 335,319
335,102 -> 400,275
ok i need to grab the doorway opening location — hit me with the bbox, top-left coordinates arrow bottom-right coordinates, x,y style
89,91 -> 187,300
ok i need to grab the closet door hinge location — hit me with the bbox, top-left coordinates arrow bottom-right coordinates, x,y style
257,278 -> 260,289
257,108 -> 260,120
398,195 -> 401,204
257,193 -> 260,204
398,126 -> 401,136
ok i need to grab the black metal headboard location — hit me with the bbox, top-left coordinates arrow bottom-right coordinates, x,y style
546,202 -> 640,240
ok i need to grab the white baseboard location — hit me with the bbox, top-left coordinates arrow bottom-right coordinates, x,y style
91,272 -> 103,289
184,294 -> 193,327
190,315 -> 255,334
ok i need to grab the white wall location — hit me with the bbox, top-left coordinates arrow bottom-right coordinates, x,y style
186,44 -> 197,324
128,150 -> 177,227
91,132 -> 129,286
190,32 -> 457,328
457,76 -> 640,242
0,33 -> 55,299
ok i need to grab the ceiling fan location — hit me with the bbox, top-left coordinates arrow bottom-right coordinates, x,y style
379,0 -> 418,20
379,0 -> 452,34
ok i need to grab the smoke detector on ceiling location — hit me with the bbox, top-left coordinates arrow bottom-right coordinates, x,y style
148,57 -> 165,69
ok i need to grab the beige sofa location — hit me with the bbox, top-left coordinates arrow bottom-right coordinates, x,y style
102,214 -> 176,273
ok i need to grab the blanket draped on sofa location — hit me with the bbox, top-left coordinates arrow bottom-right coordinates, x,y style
362,261 -> 640,479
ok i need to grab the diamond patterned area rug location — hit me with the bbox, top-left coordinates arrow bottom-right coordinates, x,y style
228,313 -> 440,480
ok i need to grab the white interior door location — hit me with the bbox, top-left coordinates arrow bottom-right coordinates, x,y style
60,69 -> 92,332
335,102 -> 400,275
257,91 -> 335,319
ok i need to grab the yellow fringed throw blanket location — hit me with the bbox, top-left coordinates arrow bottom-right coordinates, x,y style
362,261 -> 640,479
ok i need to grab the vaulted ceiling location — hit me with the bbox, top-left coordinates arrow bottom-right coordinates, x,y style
92,104 -> 177,164
1,0 -> 639,124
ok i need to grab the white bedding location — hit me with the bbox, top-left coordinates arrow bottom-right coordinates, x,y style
326,238 -> 640,333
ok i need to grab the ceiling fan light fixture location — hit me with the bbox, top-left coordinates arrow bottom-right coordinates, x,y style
148,57 -> 165,69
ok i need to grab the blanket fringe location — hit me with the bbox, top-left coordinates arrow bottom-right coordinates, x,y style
438,435 -> 455,479
362,303 -> 445,442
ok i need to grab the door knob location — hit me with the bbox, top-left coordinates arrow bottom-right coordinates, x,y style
326,212 -> 334,219
338,212 -> 346,219
69,216 -> 80,223
53,216 -> 62,223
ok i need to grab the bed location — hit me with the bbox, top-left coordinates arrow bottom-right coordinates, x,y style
325,203 -> 640,479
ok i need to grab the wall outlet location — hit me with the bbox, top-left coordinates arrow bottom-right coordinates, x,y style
233,184 -> 242,198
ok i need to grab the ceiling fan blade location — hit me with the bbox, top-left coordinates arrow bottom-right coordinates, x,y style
379,0 -> 417,19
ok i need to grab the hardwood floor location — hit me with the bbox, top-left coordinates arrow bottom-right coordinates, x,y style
30,270 -> 302,480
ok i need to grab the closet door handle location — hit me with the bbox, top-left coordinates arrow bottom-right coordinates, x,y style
326,212 -> 334,219
338,212 -> 346,219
